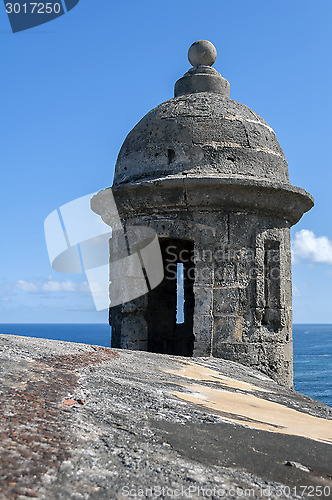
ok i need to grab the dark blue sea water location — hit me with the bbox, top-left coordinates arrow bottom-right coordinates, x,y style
293,324 -> 332,408
0,324 -> 111,348
0,323 -> 331,408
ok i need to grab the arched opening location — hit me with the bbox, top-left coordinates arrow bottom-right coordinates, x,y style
147,238 -> 195,356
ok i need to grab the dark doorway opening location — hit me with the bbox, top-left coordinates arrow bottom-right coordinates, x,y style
147,238 -> 195,356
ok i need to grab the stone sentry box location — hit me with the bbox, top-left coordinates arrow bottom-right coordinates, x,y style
92,41 -> 313,388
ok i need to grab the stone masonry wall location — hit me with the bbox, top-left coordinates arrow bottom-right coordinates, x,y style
110,209 -> 293,387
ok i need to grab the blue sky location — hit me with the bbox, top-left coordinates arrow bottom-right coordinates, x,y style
0,0 -> 331,323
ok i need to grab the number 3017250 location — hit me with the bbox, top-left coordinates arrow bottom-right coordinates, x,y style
5,3 -> 62,14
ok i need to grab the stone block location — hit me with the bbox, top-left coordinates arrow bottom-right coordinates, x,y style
212,315 -> 243,347
120,295 -> 148,314
213,288 -> 237,315
194,259 -> 214,285
193,286 -> 213,315
120,314 -> 148,347
213,287 -> 248,315
214,261 -> 237,286
229,213 -> 258,246
193,314 -> 213,355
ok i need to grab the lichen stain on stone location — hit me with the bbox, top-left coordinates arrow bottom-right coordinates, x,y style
0,360 -> 76,499
0,347 -> 119,499
61,398 -> 85,407
40,345 -> 119,370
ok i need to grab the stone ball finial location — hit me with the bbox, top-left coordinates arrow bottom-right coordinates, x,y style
175,40 -> 229,97
188,40 -> 217,67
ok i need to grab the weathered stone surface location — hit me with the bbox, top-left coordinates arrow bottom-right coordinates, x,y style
188,40 -> 217,68
92,179 -> 313,227
113,93 -> 290,186
0,334 -> 331,500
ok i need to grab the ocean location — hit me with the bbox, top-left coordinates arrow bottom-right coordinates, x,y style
0,323 -> 331,408
293,324 -> 332,408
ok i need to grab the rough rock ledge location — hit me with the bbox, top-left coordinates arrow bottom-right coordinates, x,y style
0,334 -> 331,500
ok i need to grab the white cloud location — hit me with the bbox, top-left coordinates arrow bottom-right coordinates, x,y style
292,230 -> 332,264
15,278 -> 90,294
42,279 -> 76,292
16,280 -> 38,292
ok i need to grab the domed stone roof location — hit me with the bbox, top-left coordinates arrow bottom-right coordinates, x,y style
113,41 -> 289,187
91,41 -> 313,227
113,93 -> 289,186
